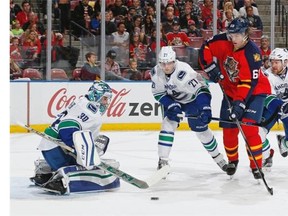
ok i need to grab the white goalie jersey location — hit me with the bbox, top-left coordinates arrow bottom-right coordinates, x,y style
265,68 -> 288,102
151,60 -> 208,104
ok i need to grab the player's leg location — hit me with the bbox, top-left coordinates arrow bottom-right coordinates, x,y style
157,117 -> 178,169
278,102 -> 288,157
220,98 -> 239,176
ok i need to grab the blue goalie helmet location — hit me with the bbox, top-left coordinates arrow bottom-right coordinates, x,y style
227,17 -> 249,34
87,80 -> 112,115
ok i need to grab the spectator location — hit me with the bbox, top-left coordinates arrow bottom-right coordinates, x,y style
141,15 -> 155,37
21,30 -> 42,67
105,50 -> 127,80
80,52 -> 101,80
123,59 -> 143,80
41,31 -> 64,62
10,0 -> 22,24
22,12 -> 45,35
111,22 -> 130,49
259,35 -> 271,59
222,1 -> 240,21
10,37 -> 24,67
246,5 -> 263,30
222,9 -> 234,31
109,0 -> 128,17
54,0 -> 71,34
104,11 -> 117,35
162,11 -> 176,34
90,11 -> 101,35
10,58 -> 23,80
201,0 -> 222,30
179,3 -> 200,30
129,32 -> 148,67
16,0 -> 32,27
72,0 -> 94,38
166,20 -> 190,46
187,19 -> 202,37
11,20 -> 24,38
261,56 -> 270,74
132,0 -> 145,16
239,0 -> 259,17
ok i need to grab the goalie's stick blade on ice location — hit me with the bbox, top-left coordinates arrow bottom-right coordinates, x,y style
17,122 -> 170,189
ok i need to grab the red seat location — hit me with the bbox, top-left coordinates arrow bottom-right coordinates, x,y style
189,37 -> 204,48
172,45 -> 187,57
51,68 -> 69,80
72,68 -> 82,80
22,68 -> 43,80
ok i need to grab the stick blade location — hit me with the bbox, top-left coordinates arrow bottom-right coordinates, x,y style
145,165 -> 170,187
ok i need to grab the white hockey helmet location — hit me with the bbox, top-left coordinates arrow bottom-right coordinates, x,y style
269,48 -> 288,63
158,46 -> 176,63
87,80 -> 112,115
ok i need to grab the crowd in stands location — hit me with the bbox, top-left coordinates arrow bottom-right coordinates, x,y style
10,0 -> 269,81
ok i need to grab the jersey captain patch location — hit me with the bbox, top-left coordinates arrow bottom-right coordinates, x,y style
224,56 -> 239,82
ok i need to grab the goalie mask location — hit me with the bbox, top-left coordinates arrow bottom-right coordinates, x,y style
87,80 -> 112,115
269,48 -> 288,75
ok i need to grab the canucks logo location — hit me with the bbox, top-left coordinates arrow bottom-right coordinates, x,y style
224,56 -> 239,82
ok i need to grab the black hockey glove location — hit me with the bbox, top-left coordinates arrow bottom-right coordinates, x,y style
166,103 -> 182,123
204,62 -> 223,83
230,100 -> 246,121
199,106 -> 212,124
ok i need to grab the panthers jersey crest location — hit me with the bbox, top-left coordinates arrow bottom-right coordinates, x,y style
224,56 -> 239,82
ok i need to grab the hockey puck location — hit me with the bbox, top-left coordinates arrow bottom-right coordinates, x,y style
150,197 -> 159,200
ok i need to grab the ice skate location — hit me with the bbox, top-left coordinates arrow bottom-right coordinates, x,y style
226,160 -> 238,177
30,173 -> 53,186
277,134 -> 288,157
212,153 -> 228,172
157,158 -> 169,170
252,168 -> 264,180
262,149 -> 274,172
41,178 -> 67,195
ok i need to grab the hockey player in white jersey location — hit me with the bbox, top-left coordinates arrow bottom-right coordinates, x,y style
150,46 -> 231,173
261,48 -> 288,161
30,80 -> 120,195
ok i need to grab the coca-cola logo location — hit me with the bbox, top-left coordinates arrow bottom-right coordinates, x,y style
47,88 -> 160,118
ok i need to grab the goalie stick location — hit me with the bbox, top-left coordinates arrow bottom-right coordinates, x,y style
17,122 -> 170,189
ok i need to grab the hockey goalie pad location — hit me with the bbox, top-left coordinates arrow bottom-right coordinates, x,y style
42,160 -> 120,195
73,130 -> 101,170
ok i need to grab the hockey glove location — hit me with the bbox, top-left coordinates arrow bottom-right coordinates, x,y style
230,100 -> 246,121
199,106 -> 212,124
166,103 -> 182,123
204,62 -> 223,83
280,102 -> 288,120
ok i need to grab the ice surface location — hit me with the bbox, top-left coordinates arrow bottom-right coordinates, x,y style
10,131 -> 288,216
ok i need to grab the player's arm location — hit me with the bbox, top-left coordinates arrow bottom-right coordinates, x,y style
234,48 -> 262,102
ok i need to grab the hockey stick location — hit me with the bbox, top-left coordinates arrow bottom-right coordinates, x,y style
218,87 -> 273,195
17,122 -> 170,189
178,114 -> 261,127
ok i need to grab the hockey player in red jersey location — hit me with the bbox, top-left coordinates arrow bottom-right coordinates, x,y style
199,17 -> 271,179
